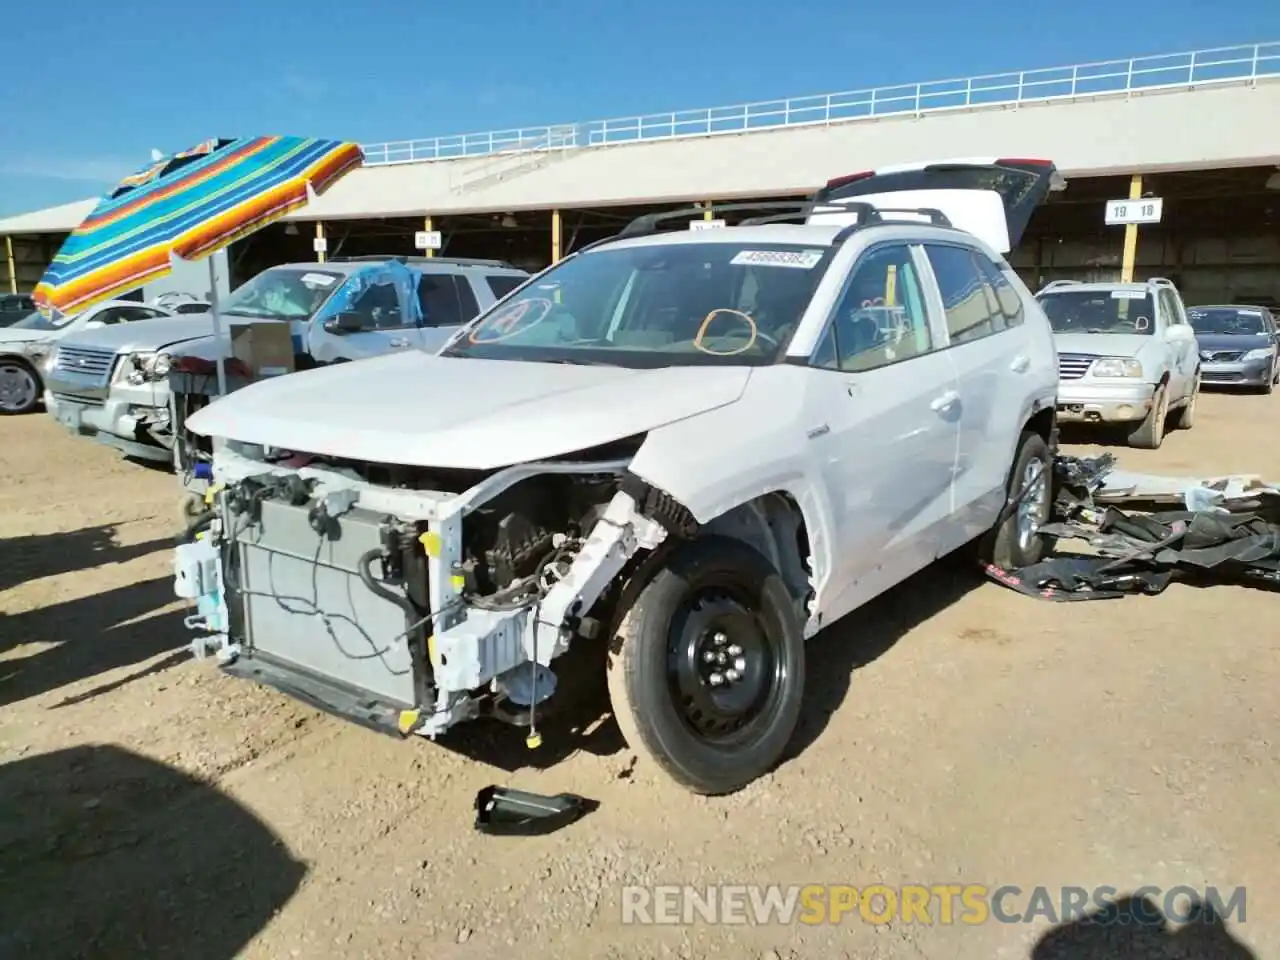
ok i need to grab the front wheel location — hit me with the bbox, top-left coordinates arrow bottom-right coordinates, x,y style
0,360 -> 41,415
1174,374 -> 1199,429
606,536 -> 805,796
1128,383 -> 1168,449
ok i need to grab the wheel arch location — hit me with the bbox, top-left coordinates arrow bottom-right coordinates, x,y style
0,352 -> 44,391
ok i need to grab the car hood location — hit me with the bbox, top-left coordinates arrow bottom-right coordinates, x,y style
58,314 -> 218,354
188,352 -> 753,470
1052,332 -> 1156,358
1194,333 -> 1273,353
0,327 -> 59,346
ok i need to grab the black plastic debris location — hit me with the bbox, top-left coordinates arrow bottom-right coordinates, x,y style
473,785 -> 598,836
986,454 -> 1280,601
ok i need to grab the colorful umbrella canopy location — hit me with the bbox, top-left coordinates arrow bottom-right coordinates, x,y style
33,135 -> 363,317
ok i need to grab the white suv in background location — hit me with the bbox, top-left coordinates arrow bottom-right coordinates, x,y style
1036,277 -> 1199,449
177,159 -> 1064,796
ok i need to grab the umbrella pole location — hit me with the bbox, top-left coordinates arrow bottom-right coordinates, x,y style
207,256 -> 228,396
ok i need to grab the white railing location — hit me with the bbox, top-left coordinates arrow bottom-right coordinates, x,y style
359,42 -> 1280,167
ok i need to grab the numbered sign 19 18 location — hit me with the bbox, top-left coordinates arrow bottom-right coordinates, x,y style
1105,197 -> 1164,226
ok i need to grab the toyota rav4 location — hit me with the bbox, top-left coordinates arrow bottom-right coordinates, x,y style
175,158 -> 1064,795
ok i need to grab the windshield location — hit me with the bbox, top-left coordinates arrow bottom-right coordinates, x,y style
1038,290 -> 1156,335
441,242 -> 832,367
220,267 -> 343,320
11,309 -> 75,332
1187,307 -> 1270,336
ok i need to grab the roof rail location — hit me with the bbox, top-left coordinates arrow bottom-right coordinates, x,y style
1147,276 -> 1177,288
1039,280 -> 1083,291
616,199 -> 952,238
329,254 -> 520,269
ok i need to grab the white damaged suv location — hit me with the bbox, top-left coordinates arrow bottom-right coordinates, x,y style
176,159 -> 1063,795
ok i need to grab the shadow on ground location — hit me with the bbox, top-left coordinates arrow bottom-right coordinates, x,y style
1031,894 -> 1256,959
0,744 -> 306,960
440,554 -> 982,780
0,523 -> 170,593
0,576 -> 187,708
786,553 -> 980,761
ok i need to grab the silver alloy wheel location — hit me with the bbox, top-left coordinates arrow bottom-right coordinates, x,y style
0,362 -> 37,413
1016,456 -> 1050,553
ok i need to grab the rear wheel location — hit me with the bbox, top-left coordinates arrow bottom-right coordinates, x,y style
975,430 -> 1053,570
0,360 -> 41,415
1128,382 -> 1168,449
606,536 -> 804,796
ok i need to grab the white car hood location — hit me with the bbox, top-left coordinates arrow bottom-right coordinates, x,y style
0,327 -> 56,346
1053,332 -> 1155,358
188,352 -> 752,470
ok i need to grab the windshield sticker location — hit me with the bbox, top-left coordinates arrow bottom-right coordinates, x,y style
1111,290 -> 1146,299
469,297 -> 553,344
730,249 -> 825,269
300,273 -> 336,288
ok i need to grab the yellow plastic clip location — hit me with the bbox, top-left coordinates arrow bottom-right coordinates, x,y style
525,731 -> 543,750
202,482 -> 224,506
397,709 -> 421,736
418,531 -> 441,557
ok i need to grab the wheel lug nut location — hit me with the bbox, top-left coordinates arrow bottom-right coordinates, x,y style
713,632 -> 727,645
727,643 -> 743,656
725,668 -> 741,682
708,672 -> 725,686
716,652 -> 728,665
733,656 -> 746,671
702,650 -> 716,663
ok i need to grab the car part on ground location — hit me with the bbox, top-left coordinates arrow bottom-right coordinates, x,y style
473,785 -> 599,836
986,453 -> 1280,600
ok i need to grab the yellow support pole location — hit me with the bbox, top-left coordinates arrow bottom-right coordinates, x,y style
551,209 -> 562,264
1119,174 -> 1142,283
424,216 -> 434,257
704,201 -> 713,221
315,221 -> 326,263
4,235 -> 15,294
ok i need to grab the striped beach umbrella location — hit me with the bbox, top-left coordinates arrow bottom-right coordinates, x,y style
33,135 -> 362,318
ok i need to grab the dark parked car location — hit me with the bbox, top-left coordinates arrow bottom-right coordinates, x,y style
1188,304 -> 1280,393
0,294 -> 35,327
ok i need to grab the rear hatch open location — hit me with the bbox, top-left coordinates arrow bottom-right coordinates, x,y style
807,158 -> 1065,253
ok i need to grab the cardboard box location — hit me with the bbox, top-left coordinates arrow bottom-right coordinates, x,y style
230,323 -> 296,378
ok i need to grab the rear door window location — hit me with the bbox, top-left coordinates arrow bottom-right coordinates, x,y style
485,274 -> 525,300
923,244 -> 1004,345
417,274 -> 477,327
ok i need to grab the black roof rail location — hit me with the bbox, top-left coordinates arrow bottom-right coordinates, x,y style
616,199 -> 952,238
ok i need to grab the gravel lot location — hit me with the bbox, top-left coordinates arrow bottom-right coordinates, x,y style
0,394 -> 1276,960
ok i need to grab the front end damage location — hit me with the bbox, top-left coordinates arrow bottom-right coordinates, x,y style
174,440 -> 673,739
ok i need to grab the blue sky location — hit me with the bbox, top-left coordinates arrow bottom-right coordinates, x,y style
2,0 -> 1277,216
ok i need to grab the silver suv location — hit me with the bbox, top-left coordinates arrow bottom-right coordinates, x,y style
1036,277 -> 1199,449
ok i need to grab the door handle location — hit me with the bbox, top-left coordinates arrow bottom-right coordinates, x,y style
930,390 -> 960,413
1010,354 -> 1030,373
389,338 -> 409,348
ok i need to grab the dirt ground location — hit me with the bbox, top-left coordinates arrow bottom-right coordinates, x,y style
0,393 -> 1276,960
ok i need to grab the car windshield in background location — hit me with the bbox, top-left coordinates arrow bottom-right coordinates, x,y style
442,242 -> 833,367
220,268 -> 343,320
1187,307 -> 1270,336
1037,290 -> 1157,335
10,310 -> 75,332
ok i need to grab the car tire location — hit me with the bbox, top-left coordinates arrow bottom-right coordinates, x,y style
606,535 -> 804,796
975,429 -> 1054,570
1259,372 -> 1275,396
1128,382 -> 1168,449
0,359 -> 42,415
1174,374 -> 1199,429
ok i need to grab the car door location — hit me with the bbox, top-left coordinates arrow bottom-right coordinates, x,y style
318,277 -> 411,360
1158,288 -> 1196,398
919,242 -> 1038,549
411,272 -> 480,353
801,240 -> 961,622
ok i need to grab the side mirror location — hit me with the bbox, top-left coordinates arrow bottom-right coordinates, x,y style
323,311 -> 366,334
